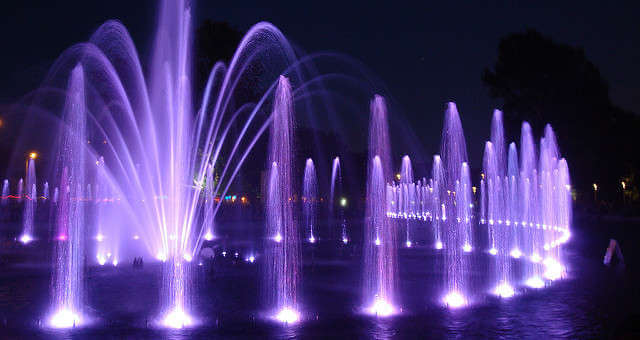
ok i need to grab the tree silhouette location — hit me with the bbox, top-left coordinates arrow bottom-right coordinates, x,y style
483,30 -> 640,205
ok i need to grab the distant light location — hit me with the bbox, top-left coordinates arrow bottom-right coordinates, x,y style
275,307 -> 300,323
97,255 -> 106,266
162,307 -> 193,329
406,240 -> 412,248
395,173 -> 401,181
472,186 -> 477,194
29,152 -> 38,160
234,252 -> 239,258
435,241 -> 443,250
222,251 -> 227,257
489,248 -> 498,256
621,181 -> 626,190
274,233 -> 282,243
463,244 -> 472,252
248,256 -> 255,263
526,277 -> 545,289
19,234 -> 33,244
494,283 -> 515,298
443,292 -> 466,308
375,238 -> 381,246
340,197 -> 347,207
48,308 -> 81,328
510,249 -> 522,259
367,298 -> 396,317
112,259 -> 118,266
593,183 -> 598,191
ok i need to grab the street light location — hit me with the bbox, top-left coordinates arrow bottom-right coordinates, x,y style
593,183 -> 598,202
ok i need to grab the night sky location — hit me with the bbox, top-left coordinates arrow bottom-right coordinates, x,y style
1,0 -> 638,167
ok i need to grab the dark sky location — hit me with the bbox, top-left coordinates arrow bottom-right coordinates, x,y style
1,0 -> 638,167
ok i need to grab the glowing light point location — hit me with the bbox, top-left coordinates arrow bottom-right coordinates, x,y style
494,283 -> 515,298
95,234 -> 104,242
531,253 -> 542,263
375,238 -> 381,246
19,234 -> 32,244
489,248 -> 498,256
463,244 -> 472,252
204,231 -> 214,241
97,255 -> 106,266
526,277 -> 545,289
443,292 -> 466,308
183,253 -> 193,262
342,237 -> 348,244
275,307 -> 300,323
112,259 -> 118,267
406,240 -> 412,248
248,256 -> 255,263
339,197 -> 347,207
156,252 -> 167,262
133,234 -> 140,240
222,251 -> 227,257
29,152 -> 38,160
274,233 -> 282,243
435,241 -> 443,250
543,258 -> 565,281
161,307 -> 193,329
510,249 -> 522,259
48,308 -> 81,328
367,298 -> 396,317
309,235 -> 316,244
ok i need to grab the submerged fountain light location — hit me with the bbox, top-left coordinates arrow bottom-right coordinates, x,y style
95,234 -> 104,242
435,241 -> 443,250
274,233 -> 282,243
133,234 -> 140,240
493,283 -> 515,298
443,292 -> 466,308
510,248 -> 522,259
48,308 -> 81,328
543,258 -> 565,280
463,243 -> 472,252
183,253 -> 193,262
489,247 -> 498,256
204,231 -> 214,241
112,259 -> 118,267
367,298 -> 396,317
19,234 -> 33,244
156,252 -> 167,262
248,256 -> 255,263
308,235 -> 316,243
406,240 -> 412,248
342,237 -> 348,244
525,276 -> 545,289
275,307 -> 300,324
375,237 -> 381,246
531,253 -> 542,263
161,307 -> 193,329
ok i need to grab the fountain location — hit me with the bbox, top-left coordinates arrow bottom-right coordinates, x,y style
20,157 -> 36,244
330,156 -> 348,243
49,65 -> 87,328
264,76 -> 301,323
363,95 -> 398,316
303,158 -> 318,244
439,103 -> 470,307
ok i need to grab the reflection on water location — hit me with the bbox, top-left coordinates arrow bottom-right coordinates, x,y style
0,219 -> 637,338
